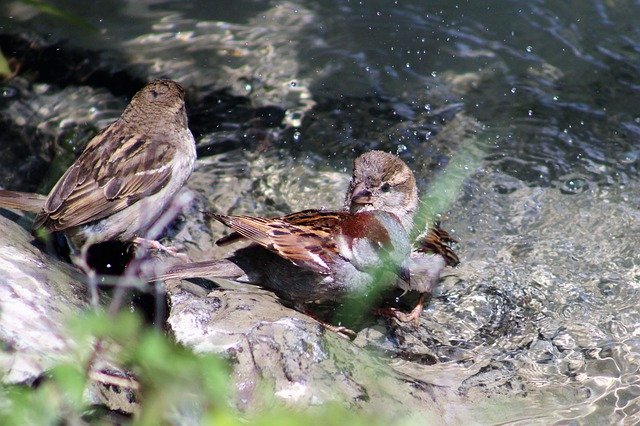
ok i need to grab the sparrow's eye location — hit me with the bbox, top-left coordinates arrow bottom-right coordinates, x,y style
147,89 -> 160,101
380,182 -> 391,192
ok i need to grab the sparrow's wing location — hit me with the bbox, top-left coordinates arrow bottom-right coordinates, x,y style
212,212 -> 346,274
34,122 -> 175,232
214,209 -> 347,246
415,225 -> 459,267
214,231 -> 245,246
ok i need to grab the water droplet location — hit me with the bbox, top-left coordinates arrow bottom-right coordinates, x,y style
293,131 -> 301,142
431,71 -> 437,77
525,45 -> 533,52
405,62 -> 410,68
553,95 -> 559,101
621,151 -> 639,164
0,86 -> 18,99
289,80 -> 297,88
510,87 -> 517,94
396,144 -> 407,154
528,110 -> 533,117
560,176 -> 589,194
244,83 -> 252,92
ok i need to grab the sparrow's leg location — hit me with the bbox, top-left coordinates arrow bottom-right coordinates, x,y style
133,237 -> 190,262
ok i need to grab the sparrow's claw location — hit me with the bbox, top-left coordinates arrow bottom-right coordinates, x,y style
376,293 -> 426,325
303,309 -> 357,339
323,324 -> 358,339
133,237 -> 190,262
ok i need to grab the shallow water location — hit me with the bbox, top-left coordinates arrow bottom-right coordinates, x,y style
2,0 -> 640,423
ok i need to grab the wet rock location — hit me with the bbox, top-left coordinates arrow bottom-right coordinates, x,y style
0,213 -> 86,384
0,76 -> 124,192
0,213 -> 140,415
165,277 -> 465,418
159,140 -> 483,415
0,31 -> 483,416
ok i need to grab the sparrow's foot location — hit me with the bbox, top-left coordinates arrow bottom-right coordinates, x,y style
303,309 -> 357,339
376,293 -> 426,325
323,323 -> 358,340
133,237 -> 190,262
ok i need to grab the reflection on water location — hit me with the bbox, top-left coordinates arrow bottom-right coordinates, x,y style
3,0 -> 640,423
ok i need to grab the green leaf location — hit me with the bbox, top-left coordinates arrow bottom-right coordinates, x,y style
0,384 -> 62,425
50,363 -> 88,409
68,309 -> 142,343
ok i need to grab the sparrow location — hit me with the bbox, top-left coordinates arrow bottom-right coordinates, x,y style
148,151 -> 457,327
0,80 -> 197,259
343,150 -> 459,322
0,190 -> 47,213
209,209 -> 412,305
145,208 -> 412,337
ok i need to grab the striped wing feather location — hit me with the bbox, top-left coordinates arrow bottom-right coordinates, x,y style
215,209 -> 347,246
34,123 -> 175,232
212,211 -> 348,274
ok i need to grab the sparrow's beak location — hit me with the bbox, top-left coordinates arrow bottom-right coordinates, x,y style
350,182 -> 372,205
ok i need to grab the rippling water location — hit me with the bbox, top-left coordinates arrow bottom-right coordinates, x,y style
2,0 -> 640,423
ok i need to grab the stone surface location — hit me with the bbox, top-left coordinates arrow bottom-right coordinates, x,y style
165,278 -> 466,420
0,213 -> 86,384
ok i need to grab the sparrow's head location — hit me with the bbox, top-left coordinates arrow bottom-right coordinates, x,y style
123,79 -> 187,128
344,150 -> 418,231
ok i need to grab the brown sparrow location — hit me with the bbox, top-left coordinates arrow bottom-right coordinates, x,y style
149,151 -> 456,325
208,209 -> 412,305
10,79 -> 197,258
145,207 -> 412,338
343,151 -> 459,322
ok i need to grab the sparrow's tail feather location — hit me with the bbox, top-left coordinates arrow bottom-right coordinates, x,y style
416,225 -> 460,267
0,189 -> 46,213
147,259 -> 245,282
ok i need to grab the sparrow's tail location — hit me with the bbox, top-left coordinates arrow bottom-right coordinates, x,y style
0,189 -> 46,213
416,225 -> 460,267
147,259 -> 246,282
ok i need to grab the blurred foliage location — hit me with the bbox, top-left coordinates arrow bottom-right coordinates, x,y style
17,0 -> 96,30
0,310 -> 392,425
0,49 -> 10,79
413,140 -> 485,239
